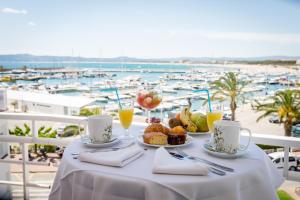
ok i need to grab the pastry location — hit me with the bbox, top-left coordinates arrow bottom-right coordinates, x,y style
170,126 -> 186,135
168,118 -> 182,128
144,123 -> 169,135
167,133 -> 187,145
143,132 -> 168,145
168,126 -> 187,145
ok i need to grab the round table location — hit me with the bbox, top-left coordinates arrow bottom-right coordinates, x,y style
49,123 -> 283,200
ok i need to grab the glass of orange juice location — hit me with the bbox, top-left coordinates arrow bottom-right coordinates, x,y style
118,99 -> 134,140
207,104 -> 223,132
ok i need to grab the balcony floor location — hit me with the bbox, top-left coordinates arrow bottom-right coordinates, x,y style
279,180 -> 300,200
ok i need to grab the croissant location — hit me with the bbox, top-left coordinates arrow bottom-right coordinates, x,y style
144,123 -> 169,135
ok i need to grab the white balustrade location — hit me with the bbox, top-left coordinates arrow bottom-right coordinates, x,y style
0,112 -> 87,200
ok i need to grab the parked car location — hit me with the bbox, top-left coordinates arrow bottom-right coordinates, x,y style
292,124 -> 300,136
269,116 -> 280,124
268,152 -> 298,171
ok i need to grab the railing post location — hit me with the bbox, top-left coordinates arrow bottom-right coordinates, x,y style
283,146 -> 289,178
32,120 -> 37,138
21,143 -> 29,200
81,120 -> 87,137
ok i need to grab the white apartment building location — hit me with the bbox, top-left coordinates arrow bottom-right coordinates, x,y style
7,90 -> 95,115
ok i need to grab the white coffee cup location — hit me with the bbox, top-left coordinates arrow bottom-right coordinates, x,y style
88,115 -> 112,143
212,120 -> 252,154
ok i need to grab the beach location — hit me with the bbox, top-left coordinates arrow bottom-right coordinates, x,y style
237,104 -> 283,135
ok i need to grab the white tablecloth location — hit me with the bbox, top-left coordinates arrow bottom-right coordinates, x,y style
49,123 -> 284,200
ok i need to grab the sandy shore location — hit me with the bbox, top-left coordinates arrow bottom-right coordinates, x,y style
109,60 -> 299,74
236,103 -> 283,136
202,63 -> 299,73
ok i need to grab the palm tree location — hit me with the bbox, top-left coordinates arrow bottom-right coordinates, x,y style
252,90 -> 300,136
11,101 -> 18,112
79,107 -> 101,116
209,72 -> 249,121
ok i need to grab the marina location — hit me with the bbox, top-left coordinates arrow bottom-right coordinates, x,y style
0,62 -> 299,118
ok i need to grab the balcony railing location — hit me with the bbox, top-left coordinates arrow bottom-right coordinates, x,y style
0,112 -> 88,200
0,112 -> 300,199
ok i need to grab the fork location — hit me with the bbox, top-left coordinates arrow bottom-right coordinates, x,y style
175,148 -> 234,172
168,151 -> 226,176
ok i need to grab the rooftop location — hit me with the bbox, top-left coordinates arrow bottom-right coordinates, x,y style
7,90 -> 95,108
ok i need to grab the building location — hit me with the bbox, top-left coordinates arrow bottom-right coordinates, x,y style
296,59 -> 300,65
7,90 -> 95,115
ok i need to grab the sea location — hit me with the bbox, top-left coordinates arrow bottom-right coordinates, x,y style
2,61 -> 225,80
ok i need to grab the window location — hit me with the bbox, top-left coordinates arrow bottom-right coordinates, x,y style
289,157 -> 296,162
269,156 -> 274,160
282,157 -> 296,162
274,158 -> 280,164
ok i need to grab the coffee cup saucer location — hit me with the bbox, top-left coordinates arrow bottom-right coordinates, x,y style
81,135 -> 120,148
202,141 -> 248,159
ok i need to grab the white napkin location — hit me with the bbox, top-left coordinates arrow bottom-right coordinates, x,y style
78,145 -> 144,167
152,147 -> 209,175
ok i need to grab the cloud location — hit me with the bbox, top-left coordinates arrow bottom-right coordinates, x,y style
28,22 -> 36,26
167,30 -> 177,37
1,8 -> 27,14
170,30 -> 300,45
198,31 -> 300,44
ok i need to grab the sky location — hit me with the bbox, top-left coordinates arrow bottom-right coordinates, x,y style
0,0 -> 300,58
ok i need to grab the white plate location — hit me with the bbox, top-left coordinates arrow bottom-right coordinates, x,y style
81,135 -> 120,148
137,135 -> 193,148
187,131 -> 211,136
202,142 -> 247,159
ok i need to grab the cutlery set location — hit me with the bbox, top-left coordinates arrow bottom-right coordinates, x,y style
168,148 -> 234,176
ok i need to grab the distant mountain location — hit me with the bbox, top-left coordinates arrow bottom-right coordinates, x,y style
0,54 -> 299,63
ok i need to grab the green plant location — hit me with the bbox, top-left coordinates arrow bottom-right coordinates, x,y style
36,126 -> 58,153
277,190 -> 294,200
209,72 -> 249,121
61,125 -> 83,137
79,107 -> 101,116
252,90 -> 300,136
43,145 -> 57,153
257,144 -> 282,150
38,126 -> 57,138
9,123 -> 31,136
9,124 -> 58,153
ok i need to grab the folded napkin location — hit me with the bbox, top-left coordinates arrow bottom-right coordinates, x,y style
152,147 -> 208,175
78,145 -> 144,167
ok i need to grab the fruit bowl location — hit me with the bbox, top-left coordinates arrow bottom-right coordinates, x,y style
137,90 -> 162,110
168,107 -> 210,134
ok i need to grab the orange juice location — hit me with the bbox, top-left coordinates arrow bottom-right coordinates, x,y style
119,108 -> 134,129
207,111 -> 223,132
